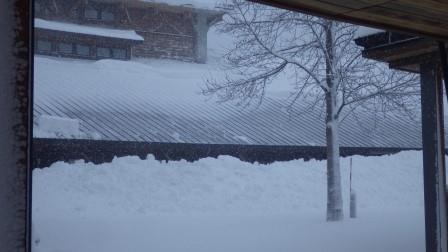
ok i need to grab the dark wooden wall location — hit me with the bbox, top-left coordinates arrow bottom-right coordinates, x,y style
35,29 -> 136,60
34,0 -> 198,62
32,138 -> 415,169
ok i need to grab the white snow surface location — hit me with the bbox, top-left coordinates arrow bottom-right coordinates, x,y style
35,18 -> 144,41
34,115 -> 81,138
34,115 -> 102,140
33,151 -> 425,252
355,26 -> 384,39
142,0 -> 218,10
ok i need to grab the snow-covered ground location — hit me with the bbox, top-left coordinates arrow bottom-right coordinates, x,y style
33,7 -> 425,251
32,151 -> 425,252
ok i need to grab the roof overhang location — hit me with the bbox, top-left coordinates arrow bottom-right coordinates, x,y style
355,32 -> 434,73
92,0 -> 224,17
250,0 -> 448,42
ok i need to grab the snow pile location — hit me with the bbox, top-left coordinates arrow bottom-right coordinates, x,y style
35,18 -> 144,41
34,114 -> 102,139
33,151 -> 424,218
32,151 -> 425,252
34,115 -> 81,138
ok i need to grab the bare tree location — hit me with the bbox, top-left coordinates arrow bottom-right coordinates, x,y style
203,0 -> 419,221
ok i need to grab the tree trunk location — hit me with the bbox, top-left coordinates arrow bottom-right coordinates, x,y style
325,93 -> 344,221
324,20 -> 344,222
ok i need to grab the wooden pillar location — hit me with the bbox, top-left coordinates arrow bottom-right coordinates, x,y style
0,0 -> 32,251
420,61 -> 448,252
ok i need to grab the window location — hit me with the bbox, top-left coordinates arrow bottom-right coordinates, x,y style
37,40 -> 52,52
112,48 -> 126,59
35,2 -> 41,13
76,44 -> 90,56
97,47 -> 126,59
26,1 -> 429,252
97,47 -> 111,58
35,1 -> 49,16
84,5 -> 98,19
101,9 -> 115,22
59,42 -> 73,54
69,8 -> 79,19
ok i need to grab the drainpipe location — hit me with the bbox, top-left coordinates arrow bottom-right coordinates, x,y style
438,42 -> 448,102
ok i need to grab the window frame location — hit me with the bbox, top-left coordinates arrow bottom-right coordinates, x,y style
75,43 -> 91,57
96,46 -> 112,58
84,4 -> 99,20
58,42 -> 74,55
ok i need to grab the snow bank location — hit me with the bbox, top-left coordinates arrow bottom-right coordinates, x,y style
32,151 -> 425,252
33,151 -> 424,218
35,18 -> 144,41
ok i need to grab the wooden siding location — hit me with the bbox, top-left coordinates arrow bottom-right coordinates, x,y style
251,0 -> 448,41
34,0 -> 220,62
126,7 -> 196,61
133,31 -> 195,61
355,32 -> 447,73
35,28 -> 136,60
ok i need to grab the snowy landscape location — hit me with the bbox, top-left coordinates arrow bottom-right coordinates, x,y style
32,0 -> 428,251
33,151 -> 425,252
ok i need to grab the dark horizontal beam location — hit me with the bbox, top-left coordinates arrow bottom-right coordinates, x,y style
33,138 -> 418,168
389,52 -> 438,72
361,37 -> 433,62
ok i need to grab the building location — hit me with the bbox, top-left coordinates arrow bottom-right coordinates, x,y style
31,1 -> 427,169
32,52 -> 425,168
5,1 -> 448,249
34,0 -> 223,62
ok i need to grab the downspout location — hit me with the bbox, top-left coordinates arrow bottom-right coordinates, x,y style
439,41 -> 448,250
438,42 -> 448,101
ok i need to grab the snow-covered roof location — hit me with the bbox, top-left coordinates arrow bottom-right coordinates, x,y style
355,26 -> 384,39
141,0 -> 218,10
34,54 -> 423,148
35,18 -> 144,41
32,27 -> 424,148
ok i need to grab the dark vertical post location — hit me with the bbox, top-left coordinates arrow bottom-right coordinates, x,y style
421,61 -> 447,252
0,0 -> 32,251
193,11 -> 209,64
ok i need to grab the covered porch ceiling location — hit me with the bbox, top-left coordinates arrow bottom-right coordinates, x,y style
251,0 -> 448,41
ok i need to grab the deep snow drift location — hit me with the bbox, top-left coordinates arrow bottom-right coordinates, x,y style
32,151 -> 425,252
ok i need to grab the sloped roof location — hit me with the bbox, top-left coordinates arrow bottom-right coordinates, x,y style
33,56 -> 424,149
92,0 -> 223,14
35,19 -> 144,41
